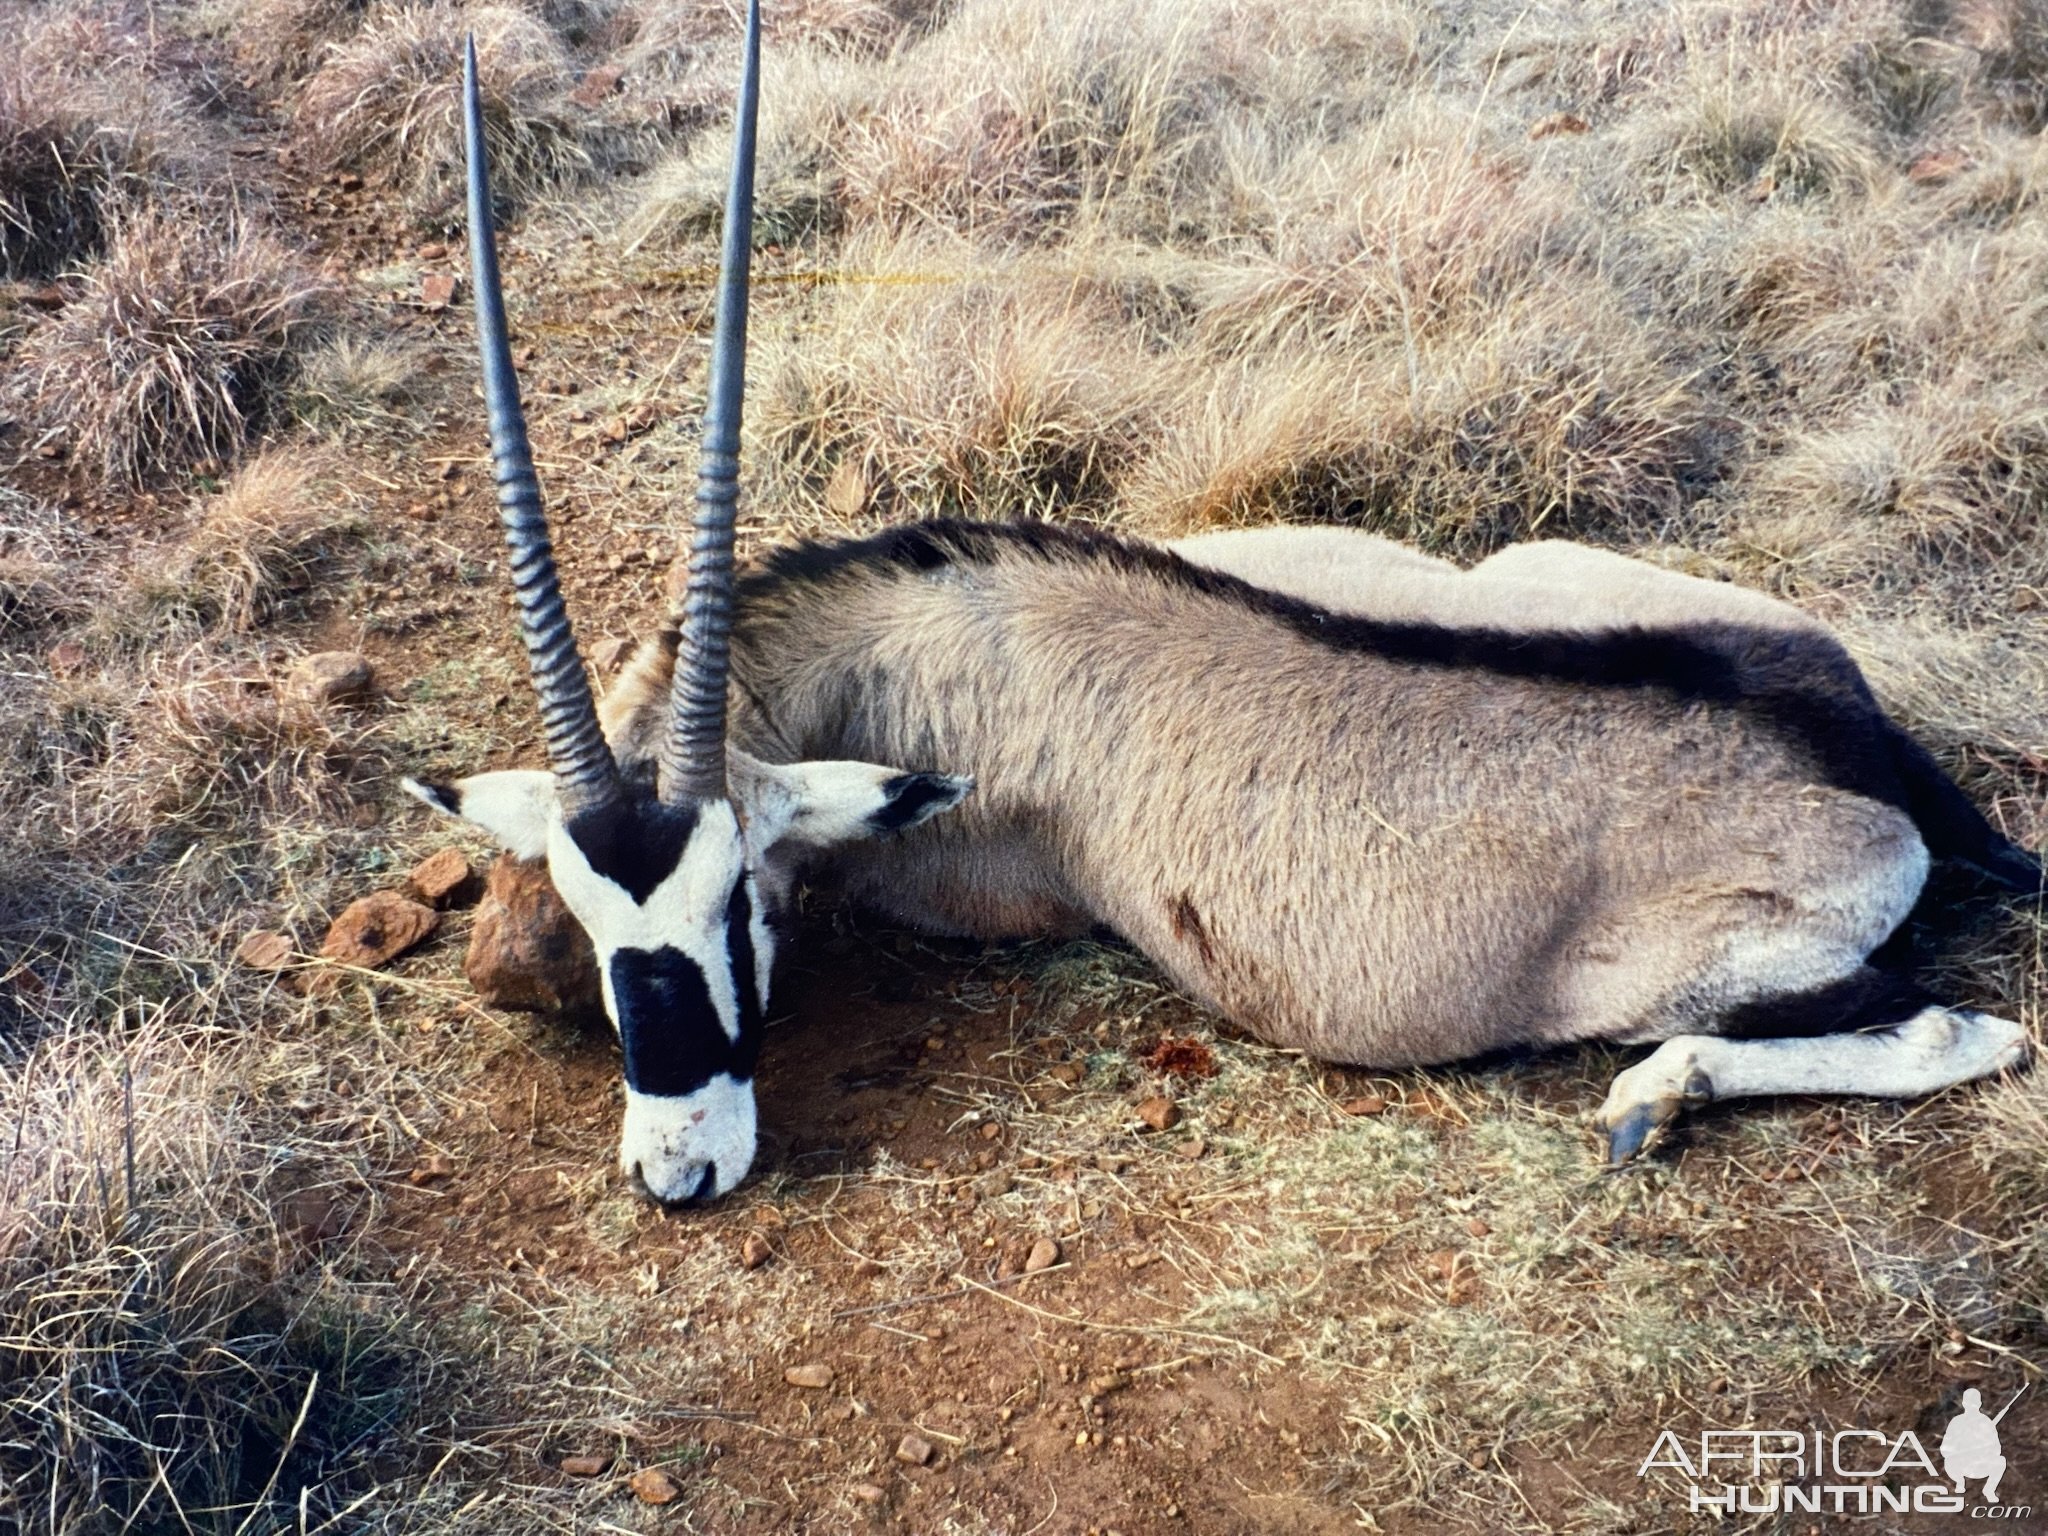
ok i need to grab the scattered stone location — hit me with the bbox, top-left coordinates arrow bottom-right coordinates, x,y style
1133,1096 -> 1179,1132
315,890 -> 438,983
741,1232 -> 774,1270
974,1169 -> 1014,1199
408,1153 -> 456,1184
464,856 -> 602,1015
286,650 -> 374,709
1174,1137 -> 1207,1160
979,1120 -> 1003,1141
1528,110 -> 1591,139
628,1466 -> 679,1504
824,1401 -> 858,1423
785,1362 -> 834,1390
417,241 -> 448,261
559,1453 -> 609,1477
1466,1217 -> 1491,1238
851,1481 -> 886,1504
1123,1251 -> 1156,1271
1141,1034 -> 1217,1079
47,640 -> 87,674
403,847 -> 476,908
1049,1062 -> 1084,1086
1024,1237 -> 1061,1273
894,1433 -> 934,1467
420,272 -> 457,309
235,929 -> 295,971
1339,1095 -> 1387,1117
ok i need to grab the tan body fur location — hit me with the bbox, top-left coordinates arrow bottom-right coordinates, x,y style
603,525 -> 1935,1070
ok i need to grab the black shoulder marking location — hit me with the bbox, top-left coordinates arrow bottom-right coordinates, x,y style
566,799 -> 699,904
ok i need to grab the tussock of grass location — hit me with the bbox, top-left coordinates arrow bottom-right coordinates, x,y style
21,210 -> 330,490
288,331 -> 434,435
293,3 -> 591,218
0,6 -> 216,278
753,234 -> 1162,521
198,0 -> 375,88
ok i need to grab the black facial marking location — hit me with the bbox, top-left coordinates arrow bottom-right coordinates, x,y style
725,874 -> 762,1045
567,798 -> 699,904
870,773 -> 969,833
613,931 -> 758,1096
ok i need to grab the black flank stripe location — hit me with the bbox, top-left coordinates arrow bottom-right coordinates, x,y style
724,876 -> 764,1080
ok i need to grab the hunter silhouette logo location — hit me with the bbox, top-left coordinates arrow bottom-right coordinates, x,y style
1942,1385 -> 2024,1504
1639,1385 -> 2031,1519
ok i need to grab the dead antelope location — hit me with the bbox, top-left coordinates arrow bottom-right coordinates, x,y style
407,7 -> 2039,1205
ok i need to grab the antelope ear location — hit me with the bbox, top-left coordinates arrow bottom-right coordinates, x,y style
728,748 -> 972,856
402,771 -> 555,860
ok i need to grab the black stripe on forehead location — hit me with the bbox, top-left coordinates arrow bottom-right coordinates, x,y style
566,799 -> 699,905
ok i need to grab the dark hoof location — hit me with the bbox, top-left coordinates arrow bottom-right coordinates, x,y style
1601,1103 -> 1668,1166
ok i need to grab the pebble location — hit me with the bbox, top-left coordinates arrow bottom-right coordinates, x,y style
851,1481 -> 885,1503
559,1454 -> 610,1477
1175,1137 -> 1207,1160
235,930 -> 295,971
407,1153 -> 456,1184
1024,1237 -> 1061,1273
314,891 -> 439,985
740,1232 -> 774,1270
1340,1095 -> 1388,1116
402,847 -> 475,908
895,1432 -> 934,1466
285,650 -> 374,709
785,1363 -> 834,1390
628,1467 -> 679,1504
1134,1096 -> 1179,1132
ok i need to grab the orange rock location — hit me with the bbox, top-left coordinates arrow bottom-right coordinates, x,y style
463,856 -> 601,1015
235,930 -> 296,971
403,847 -> 476,908
314,890 -> 438,987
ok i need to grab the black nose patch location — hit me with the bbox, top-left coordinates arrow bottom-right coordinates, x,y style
611,878 -> 763,1096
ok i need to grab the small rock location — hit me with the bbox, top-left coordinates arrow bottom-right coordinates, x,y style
47,640 -> 87,674
895,1433 -> 934,1467
570,62 -> 624,107
741,1232 -> 774,1270
1024,1237 -> 1061,1273
628,1466 -> 679,1504
559,1454 -> 610,1477
315,890 -> 438,983
286,650 -> 374,709
1134,1096 -> 1179,1132
1174,1137 -> 1207,1160
403,847 -> 476,908
235,929 -> 295,971
973,1170 -> 1014,1199
1123,1251 -> 1156,1271
1340,1095 -> 1387,1116
979,1121 -> 1002,1141
851,1481 -> 886,1503
416,241 -> 448,261
1529,110 -> 1591,139
464,856 -> 602,1015
1466,1217 -> 1491,1238
1049,1062 -> 1084,1086
420,272 -> 457,309
408,1153 -> 456,1184
785,1362 -> 834,1389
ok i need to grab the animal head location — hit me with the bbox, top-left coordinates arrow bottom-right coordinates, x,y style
407,14 -> 968,1206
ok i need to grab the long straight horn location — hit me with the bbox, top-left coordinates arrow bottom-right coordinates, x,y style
464,36 -> 619,823
658,0 -> 760,806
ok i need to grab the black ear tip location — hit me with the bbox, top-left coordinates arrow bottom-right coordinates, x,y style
401,777 -> 461,815
871,772 -> 972,832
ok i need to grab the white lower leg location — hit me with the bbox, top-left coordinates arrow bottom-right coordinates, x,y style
1597,1009 -> 2030,1162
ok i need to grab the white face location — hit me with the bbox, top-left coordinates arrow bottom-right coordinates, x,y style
404,754 -> 970,1205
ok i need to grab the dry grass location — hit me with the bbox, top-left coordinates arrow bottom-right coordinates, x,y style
19,210 -> 331,490
198,0 -> 376,88
0,3 -> 218,279
293,2 -> 593,219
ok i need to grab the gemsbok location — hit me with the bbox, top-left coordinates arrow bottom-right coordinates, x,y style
407,2 -> 2039,1206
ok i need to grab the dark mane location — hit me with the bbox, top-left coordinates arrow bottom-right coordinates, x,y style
739,518 -> 2037,885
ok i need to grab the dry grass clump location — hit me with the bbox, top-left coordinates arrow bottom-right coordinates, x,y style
198,0 -> 375,88
1626,67 -> 1887,204
288,331 -> 434,435
293,3 -> 589,218
20,210 -> 331,491
0,9 -> 215,278
135,450 -> 367,634
752,234 -> 1161,521
1126,283 -> 1711,549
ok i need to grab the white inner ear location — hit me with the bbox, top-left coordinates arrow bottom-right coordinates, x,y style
405,769 -> 556,860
